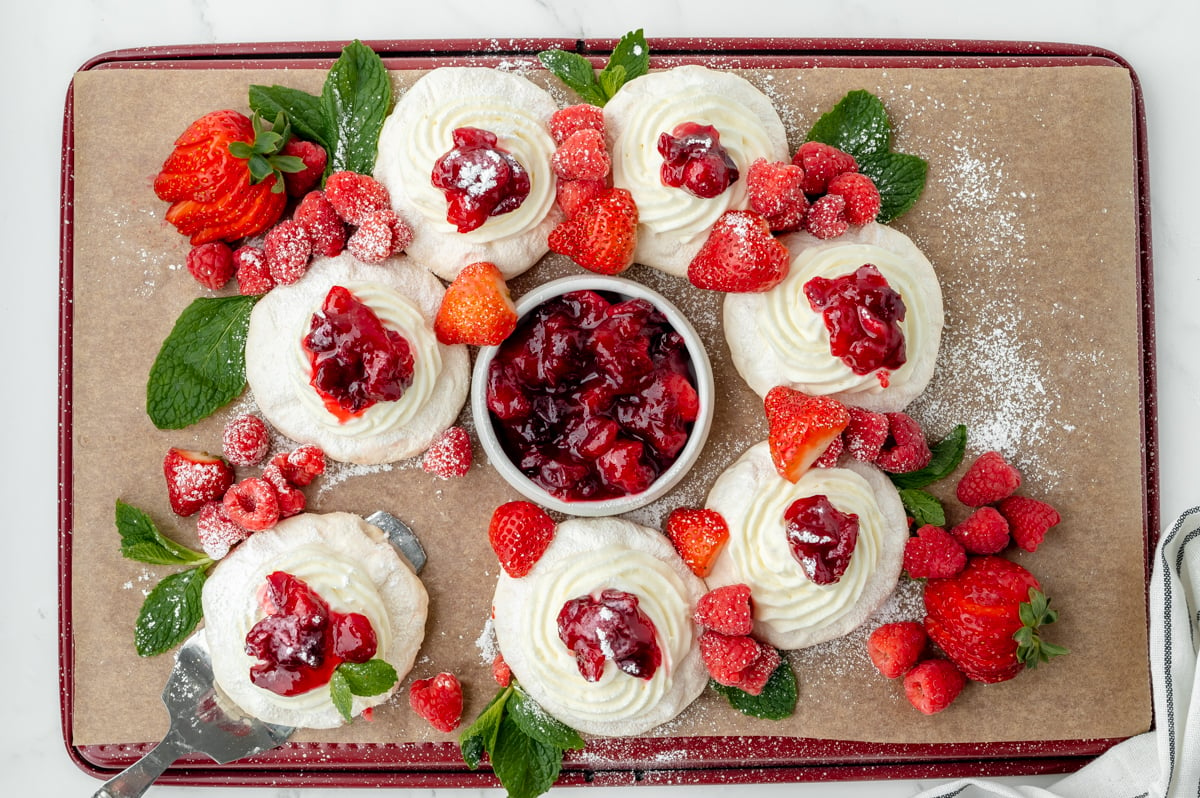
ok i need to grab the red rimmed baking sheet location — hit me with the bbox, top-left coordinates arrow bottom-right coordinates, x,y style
59,37 -> 1157,787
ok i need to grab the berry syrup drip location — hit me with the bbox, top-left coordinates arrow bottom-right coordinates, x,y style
557,588 -> 662,682
244,571 -> 378,697
303,286 -> 415,422
803,264 -> 907,381
657,122 -> 739,199
486,290 -> 699,502
431,127 -> 531,233
783,494 -> 860,586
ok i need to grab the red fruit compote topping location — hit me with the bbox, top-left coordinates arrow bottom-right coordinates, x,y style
658,122 -> 739,199
557,588 -> 662,682
431,127 -> 531,233
803,263 -> 906,383
302,286 -> 415,422
244,571 -> 378,697
486,290 -> 700,502
783,494 -> 859,586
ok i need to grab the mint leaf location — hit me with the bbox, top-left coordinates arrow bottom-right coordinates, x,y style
806,89 -> 892,157
336,659 -> 399,697
508,687 -> 585,750
537,49 -> 607,106
539,29 -> 649,106
135,566 -> 207,657
116,500 -> 209,566
711,653 -> 798,720
806,89 -> 927,223
322,39 -> 393,174
859,151 -> 929,224
460,686 -> 512,769
330,669 -> 354,721
249,83 -> 333,153
146,294 -> 259,430
898,487 -> 945,528
491,712 -> 563,798
890,425 -> 968,490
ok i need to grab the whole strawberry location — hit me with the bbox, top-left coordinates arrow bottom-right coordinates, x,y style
154,110 -> 306,245
923,556 -> 1068,683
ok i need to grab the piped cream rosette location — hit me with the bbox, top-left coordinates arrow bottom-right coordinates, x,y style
705,442 -> 908,651
491,517 -> 709,737
244,253 -> 469,465
724,223 -> 943,413
603,65 -> 789,276
374,67 -> 562,281
202,512 -> 428,729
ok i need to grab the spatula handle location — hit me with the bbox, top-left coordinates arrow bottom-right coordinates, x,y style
92,729 -> 189,798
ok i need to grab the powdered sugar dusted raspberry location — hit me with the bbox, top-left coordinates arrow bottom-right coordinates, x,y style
347,209 -> 400,264
264,220 -> 312,285
222,414 -> 270,466
233,245 -> 273,295
294,191 -> 346,257
196,500 -> 250,560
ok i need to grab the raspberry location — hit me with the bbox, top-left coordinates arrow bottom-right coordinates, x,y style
698,631 -> 764,687
422,426 -> 472,479
825,172 -> 882,225
844,405 -> 889,462
693,583 -> 753,636
956,451 -> 1022,507
812,432 -> 843,468
196,501 -> 249,560
793,141 -> 857,194
549,103 -> 606,144
280,139 -> 327,197
347,209 -> 400,264
997,495 -> 1061,552
261,463 -> 307,518
904,658 -> 966,715
874,412 -> 932,473
185,241 -> 235,290
264,220 -> 312,285
556,178 -> 607,217
867,621 -> 928,679
222,414 -> 270,466
223,477 -> 280,531
950,506 -> 1011,555
903,524 -> 967,579
325,171 -> 392,226
233,245 -> 274,295
269,444 -> 326,487
553,128 -> 610,181
294,191 -> 346,257
491,653 -> 512,687
409,672 -> 463,733
803,193 -> 849,239
746,158 -> 808,232
735,645 -> 781,696
389,214 -> 415,254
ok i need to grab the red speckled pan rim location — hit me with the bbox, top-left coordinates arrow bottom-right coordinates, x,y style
59,36 -> 1156,788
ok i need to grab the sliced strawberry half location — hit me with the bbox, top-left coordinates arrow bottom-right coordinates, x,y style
665,507 -> 730,578
163,447 -> 234,517
434,261 -> 517,346
764,386 -> 850,483
687,210 -> 790,293
547,187 -> 638,275
488,500 -> 556,578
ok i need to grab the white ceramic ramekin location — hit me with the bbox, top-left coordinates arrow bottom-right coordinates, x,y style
471,274 -> 714,517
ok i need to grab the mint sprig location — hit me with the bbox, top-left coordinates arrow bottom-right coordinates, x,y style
331,659 -> 400,722
710,653 -> 798,720
250,39 -> 392,177
890,425 -> 968,527
116,501 -> 214,657
538,29 -> 649,107
805,89 -> 928,223
460,683 -> 584,798
146,294 -> 259,430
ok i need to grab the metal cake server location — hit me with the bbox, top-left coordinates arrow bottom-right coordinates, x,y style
92,632 -> 294,798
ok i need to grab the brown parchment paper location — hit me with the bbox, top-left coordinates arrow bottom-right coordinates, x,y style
67,60 -> 1149,755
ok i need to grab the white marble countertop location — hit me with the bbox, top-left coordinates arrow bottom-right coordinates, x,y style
9,0 -> 1197,795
